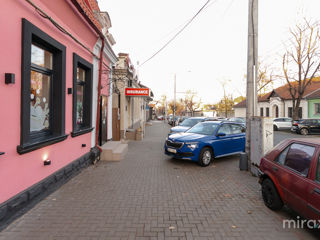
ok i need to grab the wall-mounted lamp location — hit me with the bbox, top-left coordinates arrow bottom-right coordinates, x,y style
5,73 -> 15,84
44,159 -> 51,166
43,154 -> 51,166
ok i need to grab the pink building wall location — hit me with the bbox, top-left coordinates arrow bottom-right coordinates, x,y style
0,0 -> 108,203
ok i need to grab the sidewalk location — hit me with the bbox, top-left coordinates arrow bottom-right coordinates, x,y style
0,121 -> 318,240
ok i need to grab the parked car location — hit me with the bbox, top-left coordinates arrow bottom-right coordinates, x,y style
228,117 -> 246,126
291,119 -> 304,133
258,138 -> 320,221
168,116 -> 180,126
228,117 -> 245,123
292,119 -> 320,135
169,117 -> 206,135
164,121 -> 246,167
157,115 -> 164,120
273,117 -> 292,131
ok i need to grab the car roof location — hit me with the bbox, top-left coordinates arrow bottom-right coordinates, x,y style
187,117 -> 206,119
283,138 -> 320,146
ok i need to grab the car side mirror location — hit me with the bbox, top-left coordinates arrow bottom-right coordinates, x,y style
217,132 -> 226,137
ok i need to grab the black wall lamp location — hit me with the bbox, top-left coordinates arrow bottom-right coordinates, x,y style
43,159 -> 51,166
5,73 -> 15,84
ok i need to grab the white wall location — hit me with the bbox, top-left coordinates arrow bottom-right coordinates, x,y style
234,108 -> 246,117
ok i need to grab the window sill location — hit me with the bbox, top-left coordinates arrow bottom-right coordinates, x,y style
71,127 -> 93,137
17,134 -> 68,154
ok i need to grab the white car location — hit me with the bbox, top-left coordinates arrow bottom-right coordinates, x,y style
273,118 -> 292,131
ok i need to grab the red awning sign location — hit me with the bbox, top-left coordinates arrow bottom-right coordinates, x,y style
125,88 -> 149,96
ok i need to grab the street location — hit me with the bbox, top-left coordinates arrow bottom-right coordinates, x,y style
0,121 -> 319,240
274,130 -> 320,146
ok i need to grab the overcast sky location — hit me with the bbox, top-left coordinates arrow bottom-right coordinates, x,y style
98,0 -> 320,104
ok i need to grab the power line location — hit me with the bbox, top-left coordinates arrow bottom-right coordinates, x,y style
139,0 -> 215,67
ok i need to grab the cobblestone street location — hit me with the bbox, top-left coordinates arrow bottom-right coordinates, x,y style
0,121 -> 318,240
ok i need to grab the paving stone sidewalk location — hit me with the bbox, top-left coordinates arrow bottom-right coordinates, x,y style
0,121 -> 318,240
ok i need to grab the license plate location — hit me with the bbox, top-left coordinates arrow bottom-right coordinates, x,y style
167,148 -> 176,153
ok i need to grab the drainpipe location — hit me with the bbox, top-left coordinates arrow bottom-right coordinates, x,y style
95,39 -> 105,152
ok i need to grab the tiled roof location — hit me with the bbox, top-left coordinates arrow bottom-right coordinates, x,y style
74,0 -> 102,31
234,77 -> 320,108
306,88 -> 320,99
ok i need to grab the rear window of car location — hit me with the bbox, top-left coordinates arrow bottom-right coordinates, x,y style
284,143 -> 315,176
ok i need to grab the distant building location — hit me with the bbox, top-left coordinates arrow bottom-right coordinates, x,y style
112,53 -> 153,140
234,78 -> 320,119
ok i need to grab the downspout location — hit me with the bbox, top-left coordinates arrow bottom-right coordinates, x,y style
95,39 -> 105,152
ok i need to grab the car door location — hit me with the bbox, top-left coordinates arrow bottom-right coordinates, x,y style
229,124 -> 246,152
278,118 -> 285,129
307,119 -> 318,133
316,119 -> 320,134
283,118 -> 292,129
306,153 -> 320,221
213,123 -> 234,156
274,143 -> 315,216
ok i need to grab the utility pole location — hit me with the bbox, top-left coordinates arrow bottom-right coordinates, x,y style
246,0 -> 258,170
173,74 -> 176,126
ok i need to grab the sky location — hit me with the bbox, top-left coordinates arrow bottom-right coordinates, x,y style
98,0 -> 320,104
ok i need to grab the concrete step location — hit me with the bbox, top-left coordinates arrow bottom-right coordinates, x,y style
112,143 -> 128,161
100,141 -> 121,161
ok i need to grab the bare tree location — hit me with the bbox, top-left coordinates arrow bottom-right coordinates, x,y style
183,90 -> 200,116
282,18 -> 320,119
257,61 -> 274,95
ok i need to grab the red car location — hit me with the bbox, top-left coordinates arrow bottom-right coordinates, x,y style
259,138 -> 320,221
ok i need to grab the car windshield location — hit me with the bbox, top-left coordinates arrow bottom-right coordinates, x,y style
186,122 -> 219,135
179,118 -> 202,127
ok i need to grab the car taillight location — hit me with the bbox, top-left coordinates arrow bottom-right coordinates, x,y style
293,123 -> 298,126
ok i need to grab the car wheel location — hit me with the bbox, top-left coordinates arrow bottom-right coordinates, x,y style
273,125 -> 278,131
261,178 -> 283,210
198,147 -> 213,167
300,128 -> 308,136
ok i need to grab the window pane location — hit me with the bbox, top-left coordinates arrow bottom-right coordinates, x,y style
218,124 -> 232,135
316,155 -> 320,182
30,71 -> 50,132
76,67 -> 86,127
76,85 -> 84,126
285,143 -> 315,176
276,146 -> 289,165
31,44 -> 53,69
231,124 -> 242,134
77,67 -> 85,82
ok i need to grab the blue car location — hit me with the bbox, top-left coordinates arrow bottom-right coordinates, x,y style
164,121 -> 246,167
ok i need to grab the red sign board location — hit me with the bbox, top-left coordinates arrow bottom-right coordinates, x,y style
125,88 -> 149,96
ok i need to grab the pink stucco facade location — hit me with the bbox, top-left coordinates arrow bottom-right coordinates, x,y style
0,0 -> 109,204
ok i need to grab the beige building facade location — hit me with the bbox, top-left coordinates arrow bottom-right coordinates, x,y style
112,53 -> 152,140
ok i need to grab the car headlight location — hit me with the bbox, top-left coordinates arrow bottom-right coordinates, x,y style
185,142 -> 198,150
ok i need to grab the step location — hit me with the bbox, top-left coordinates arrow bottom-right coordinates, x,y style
112,143 -> 128,161
100,141 -> 121,161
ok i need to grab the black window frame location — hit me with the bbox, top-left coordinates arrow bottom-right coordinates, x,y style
17,19 -> 67,154
288,107 -> 293,118
266,107 -> 269,117
260,107 -> 264,117
71,53 -> 93,137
